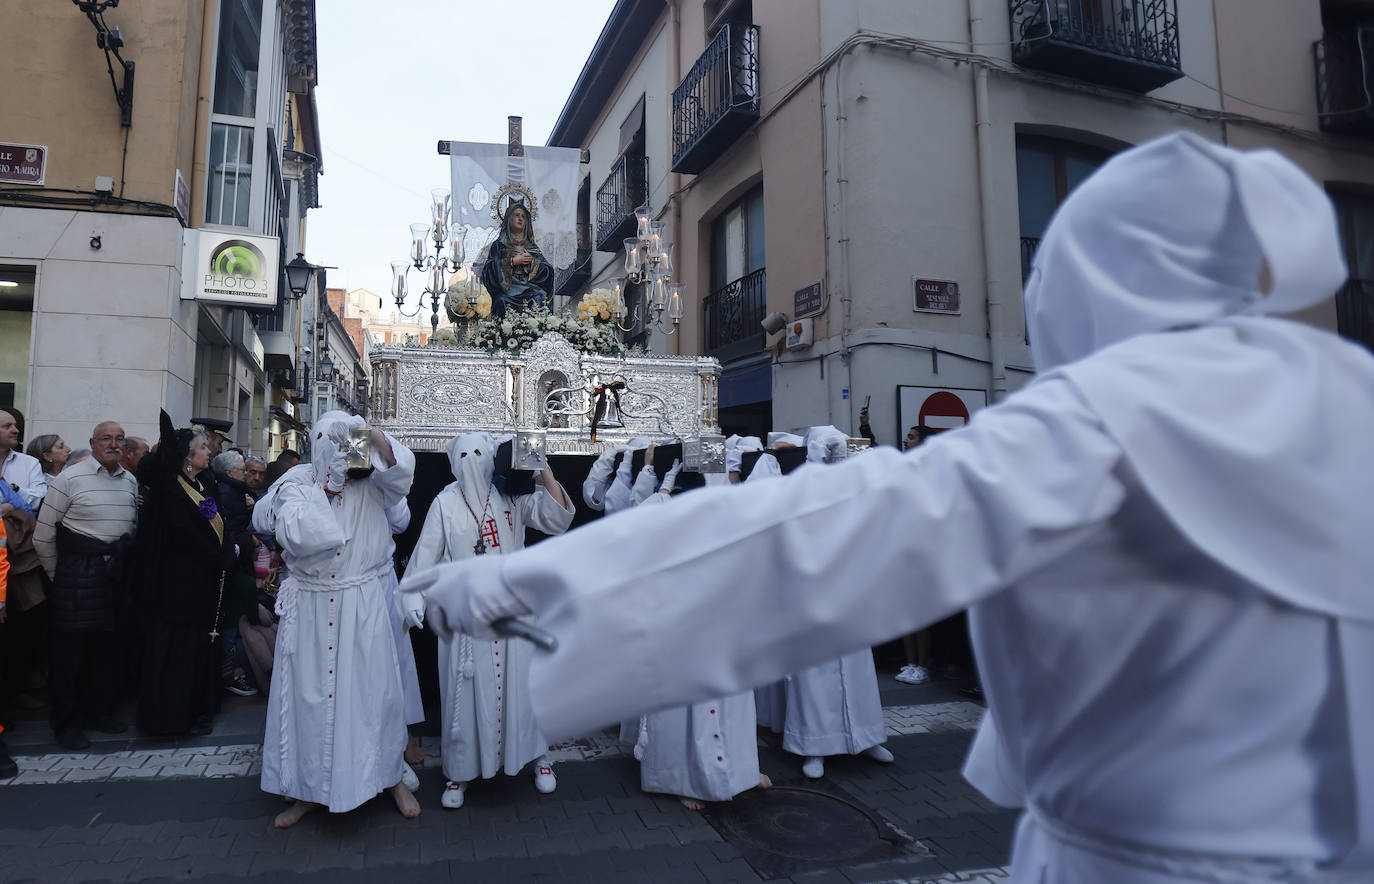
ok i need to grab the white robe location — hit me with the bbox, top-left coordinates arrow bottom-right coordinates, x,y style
383,499 -> 424,725
742,443 -> 888,759
409,485 -> 574,782
253,437 -> 415,813
634,490 -> 762,802
781,652 -> 886,757
640,692 -> 760,803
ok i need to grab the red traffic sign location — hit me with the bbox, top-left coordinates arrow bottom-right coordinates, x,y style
918,390 -> 971,430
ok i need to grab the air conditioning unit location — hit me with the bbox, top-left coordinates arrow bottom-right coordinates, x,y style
785,317 -> 813,350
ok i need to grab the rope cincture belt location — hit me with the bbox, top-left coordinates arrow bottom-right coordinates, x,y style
274,560 -> 395,659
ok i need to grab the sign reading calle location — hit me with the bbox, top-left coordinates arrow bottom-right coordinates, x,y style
794,281 -> 824,318
912,278 -> 960,314
182,229 -> 280,308
0,143 -> 47,185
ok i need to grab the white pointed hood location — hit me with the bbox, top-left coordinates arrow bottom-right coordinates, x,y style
1028,132 -> 1374,624
446,432 -> 496,499
310,410 -> 364,485
1025,131 -> 1346,371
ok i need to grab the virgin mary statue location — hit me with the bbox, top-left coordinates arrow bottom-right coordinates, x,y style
480,199 -> 555,317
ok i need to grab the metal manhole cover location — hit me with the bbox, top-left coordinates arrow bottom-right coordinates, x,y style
700,782 -> 917,879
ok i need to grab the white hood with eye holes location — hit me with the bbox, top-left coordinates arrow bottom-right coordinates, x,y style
1028,132 -> 1374,624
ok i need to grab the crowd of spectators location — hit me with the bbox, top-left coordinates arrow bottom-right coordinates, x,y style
0,405 -> 301,764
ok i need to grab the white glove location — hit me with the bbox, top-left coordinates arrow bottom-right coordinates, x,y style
312,436 -> 349,492
659,459 -> 682,494
396,555 -> 532,641
397,585 -> 426,629
582,444 -> 625,511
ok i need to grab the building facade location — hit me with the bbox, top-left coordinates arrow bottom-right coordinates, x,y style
550,0 -> 1374,441
0,0 -> 324,457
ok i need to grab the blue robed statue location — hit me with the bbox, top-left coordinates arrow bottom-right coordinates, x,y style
480,199 -> 554,317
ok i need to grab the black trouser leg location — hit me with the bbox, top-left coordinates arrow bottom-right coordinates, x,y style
82,631 -> 121,725
49,629 -> 86,736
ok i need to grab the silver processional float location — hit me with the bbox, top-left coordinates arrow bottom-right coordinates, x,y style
368,119 -> 867,647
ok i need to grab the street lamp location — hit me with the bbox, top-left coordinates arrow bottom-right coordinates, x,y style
392,188 -> 465,340
284,252 -> 315,300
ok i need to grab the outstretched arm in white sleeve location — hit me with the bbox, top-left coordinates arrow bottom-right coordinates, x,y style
403,377 -> 1126,739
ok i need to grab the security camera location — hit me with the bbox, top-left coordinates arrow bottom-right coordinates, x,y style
760,312 -> 789,335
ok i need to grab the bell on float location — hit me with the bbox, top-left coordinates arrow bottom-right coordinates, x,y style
597,394 -> 624,430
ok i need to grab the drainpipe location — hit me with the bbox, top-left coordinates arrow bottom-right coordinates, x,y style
671,0 -> 683,356
832,51 -> 855,427
190,0 -> 218,227
969,1 -> 1007,401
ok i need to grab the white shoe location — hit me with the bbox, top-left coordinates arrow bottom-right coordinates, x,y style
802,756 -> 824,779
400,766 -> 420,793
533,758 -> 557,794
863,744 -> 894,764
441,780 -> 467,809
895,665 -> 930,685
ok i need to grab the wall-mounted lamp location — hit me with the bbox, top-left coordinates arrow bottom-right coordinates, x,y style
284,252 -> 316,300
760,311 -> 789,335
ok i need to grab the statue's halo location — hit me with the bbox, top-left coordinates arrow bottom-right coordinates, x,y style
492,182 -> 539,223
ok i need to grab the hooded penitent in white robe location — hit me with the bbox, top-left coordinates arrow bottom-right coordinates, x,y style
407,433 -> 574,784
775,427 -> 886,759
254,412 -> 415,813
406,133 -> 1374,881
742,450 -> 787,733
633,488 -> 762,803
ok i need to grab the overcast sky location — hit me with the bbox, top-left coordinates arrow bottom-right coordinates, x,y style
309,0 -> 618,316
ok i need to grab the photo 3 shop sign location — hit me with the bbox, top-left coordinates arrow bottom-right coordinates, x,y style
181,230 -> 280,309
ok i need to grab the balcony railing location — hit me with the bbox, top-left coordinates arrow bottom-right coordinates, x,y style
1337,278 -> 1374,353
554,221 -> 593,297
672,23 -> 761,174
1009,0 -> 1183,93
596,154 -> 649,252
1315,27 -> 1374,137
1020,236 -> 1042,282
704,267 -> 766,362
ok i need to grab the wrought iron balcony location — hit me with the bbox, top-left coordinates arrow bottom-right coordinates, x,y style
1337,278 -> 1374,353
1020,236 -> 1042,282
1315,27 -> 1374,137
596,154 -> 649,252
672,23 -> 761,174
554,222 -> 592,297
1009,0 -> 1183,93
704,267 -> 766,362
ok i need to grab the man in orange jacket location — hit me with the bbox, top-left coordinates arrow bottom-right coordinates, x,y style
0,516 -> 17,779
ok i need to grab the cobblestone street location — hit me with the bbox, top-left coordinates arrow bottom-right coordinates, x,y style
0,679 -> 1015,883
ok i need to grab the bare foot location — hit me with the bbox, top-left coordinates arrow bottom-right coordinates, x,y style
273,800 -> 321,829
390,782 -> 421,818
404,734 -> 425,766
758,773 -> 772,789
678,796 -> 706,811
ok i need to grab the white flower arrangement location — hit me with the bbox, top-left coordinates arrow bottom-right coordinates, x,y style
466,304 -> 628,357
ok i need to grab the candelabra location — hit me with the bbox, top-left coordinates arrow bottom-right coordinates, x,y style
392,188 -> 465,339
613,207 -> 683,336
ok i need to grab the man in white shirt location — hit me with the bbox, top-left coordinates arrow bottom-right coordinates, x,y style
33,421 -> 138,750
0,411 -> 45,512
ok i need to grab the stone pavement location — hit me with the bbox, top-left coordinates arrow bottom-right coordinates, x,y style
0,679 -> 1016,883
